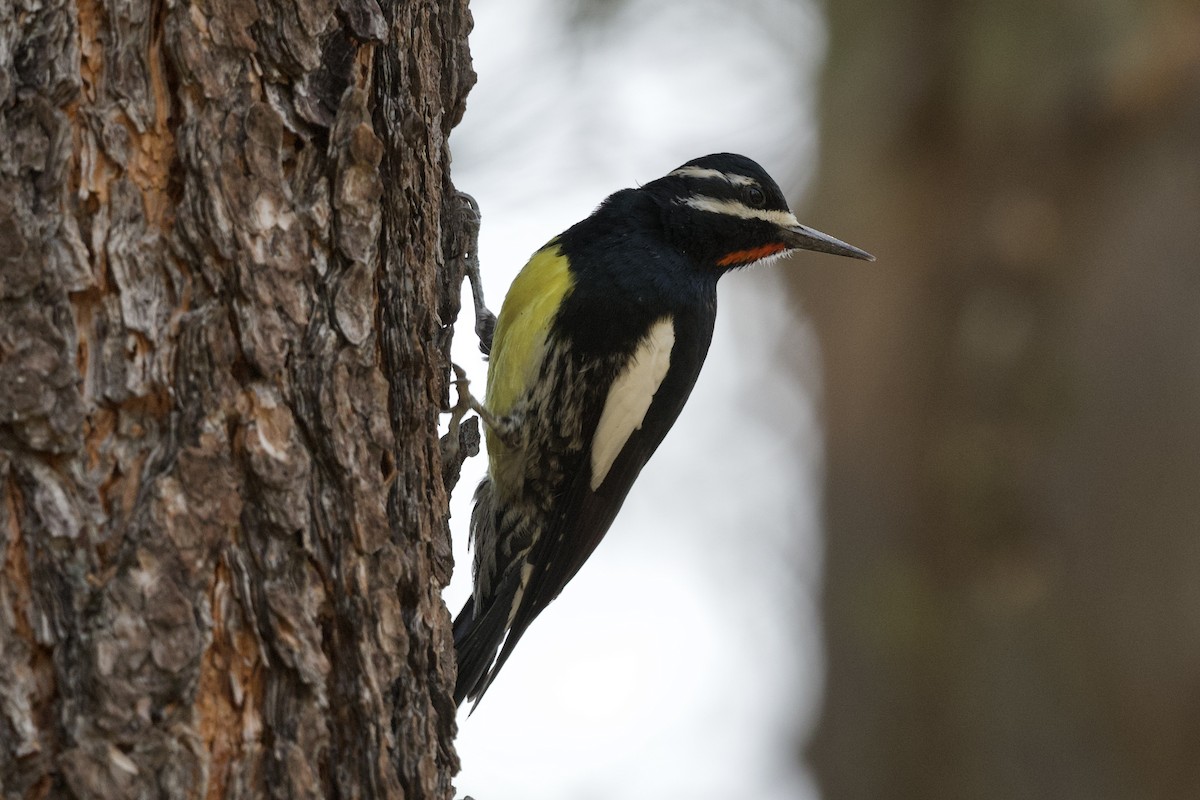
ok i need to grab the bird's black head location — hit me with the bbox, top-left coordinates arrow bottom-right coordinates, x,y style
643,153 -> 873,270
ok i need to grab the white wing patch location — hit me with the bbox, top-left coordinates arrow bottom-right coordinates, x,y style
590,317 -> 676,491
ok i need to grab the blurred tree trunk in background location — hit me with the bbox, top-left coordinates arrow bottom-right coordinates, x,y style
799,2 -> 1200,799
0,0 -> 473,797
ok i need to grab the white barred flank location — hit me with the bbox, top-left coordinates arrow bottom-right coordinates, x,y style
590,317 -> 676,491
680,195 -> 800,228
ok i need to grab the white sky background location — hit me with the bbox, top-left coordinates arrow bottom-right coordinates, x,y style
445,1 -> 832,798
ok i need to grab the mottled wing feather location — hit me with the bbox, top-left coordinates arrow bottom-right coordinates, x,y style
454,243 -> 573,707
470,314 -> 712,703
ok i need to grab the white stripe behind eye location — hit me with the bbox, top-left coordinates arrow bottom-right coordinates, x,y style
669,166 -> 758,186
680,195 -> 800,228
590,318 -> 676,491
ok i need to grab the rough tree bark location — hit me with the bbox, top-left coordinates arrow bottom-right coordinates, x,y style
798,2 -> 1200,799
0,0 -> 475,797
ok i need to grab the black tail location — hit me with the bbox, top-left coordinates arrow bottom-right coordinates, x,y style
452,594 -> 506,707
454,476 -> 536,708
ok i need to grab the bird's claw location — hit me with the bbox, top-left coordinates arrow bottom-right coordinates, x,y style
448,363 -> 520,449
474,309 -> 497,354
456,192 -> 497,356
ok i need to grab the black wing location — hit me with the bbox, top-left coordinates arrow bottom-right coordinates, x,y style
467,307 -> 716,705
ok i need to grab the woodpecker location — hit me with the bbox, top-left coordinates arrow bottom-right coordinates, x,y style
453,153 -> 872,708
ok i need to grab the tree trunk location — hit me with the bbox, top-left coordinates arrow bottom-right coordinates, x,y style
800,2 -> 1200,799
0,0 -> 475,797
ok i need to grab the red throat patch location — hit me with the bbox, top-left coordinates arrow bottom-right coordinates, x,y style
717,242 -> 787,267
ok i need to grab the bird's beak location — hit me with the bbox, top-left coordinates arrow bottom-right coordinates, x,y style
780,223 -> 875,262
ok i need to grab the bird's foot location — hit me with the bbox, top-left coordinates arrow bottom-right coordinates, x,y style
456,192 -> 498,356
440,364 -> 481,491
448,363 -> 520,449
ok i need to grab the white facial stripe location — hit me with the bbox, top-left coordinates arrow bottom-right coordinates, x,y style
590,318 -> 675,491
681,195 -> 799,228
669,166 -> 757,186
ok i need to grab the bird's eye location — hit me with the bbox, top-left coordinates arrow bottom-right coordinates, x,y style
744,186 -> 766,208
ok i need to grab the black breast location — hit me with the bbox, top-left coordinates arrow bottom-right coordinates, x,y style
554,188 -> 718,360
